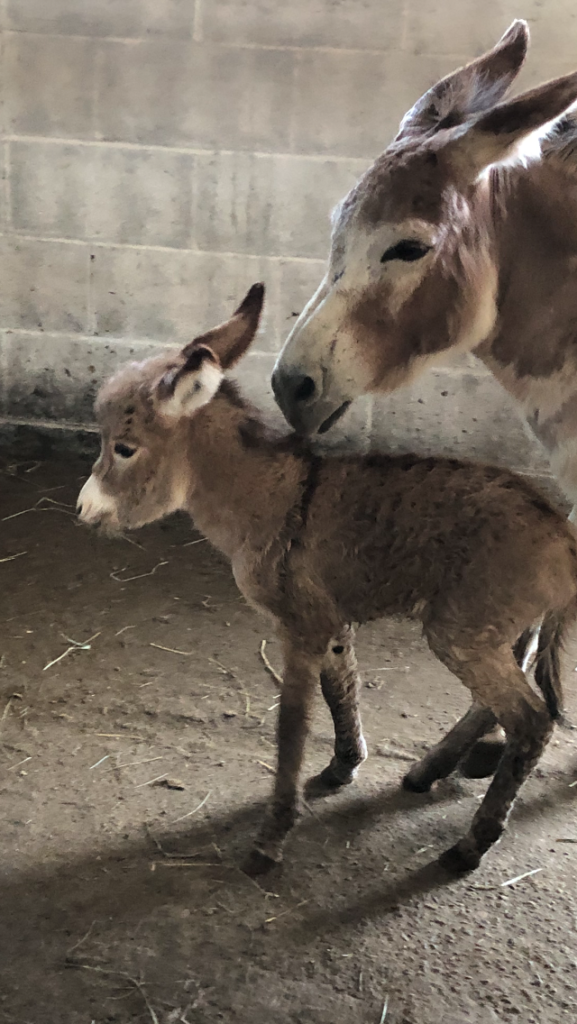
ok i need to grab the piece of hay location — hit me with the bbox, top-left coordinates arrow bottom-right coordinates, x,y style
378,996 -> 389,1024
43,631 -> 101,672
110,560 -> 168,583
150,643 -> 193,656
173,791 -> 211,823
0,551 -> 27,564
265,899 -> 309,924
104,756 -> 163,773
259,640 -> 283,685
501,867 -> 542,888
88,755 -> 110,770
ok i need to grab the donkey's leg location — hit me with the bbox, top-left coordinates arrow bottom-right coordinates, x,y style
306,625 -> 367,794
251,638 -> 326,872
403,702 -> 497,792
459,625 -> 539,779
426,640 -> 553,873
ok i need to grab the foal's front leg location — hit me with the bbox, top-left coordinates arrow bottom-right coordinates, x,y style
306,625 -> 367,795
250,638 -> 325,873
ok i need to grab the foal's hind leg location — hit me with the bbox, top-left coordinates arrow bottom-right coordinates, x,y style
458,626 -> 538,779
306,625 -> 367,795
424,637 -> 553,871
403,702 -> 497,793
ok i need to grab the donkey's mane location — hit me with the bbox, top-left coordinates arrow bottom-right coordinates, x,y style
541,111 -> 577,165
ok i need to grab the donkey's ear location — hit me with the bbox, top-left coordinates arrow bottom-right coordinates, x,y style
156,344 -> 223,418
397,20 -> 529,141
442,69 -> 577,179
186,283 -> 265,371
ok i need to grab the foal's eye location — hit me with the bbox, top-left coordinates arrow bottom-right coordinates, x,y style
114,443 -> 136,459
381,240 -> 432,263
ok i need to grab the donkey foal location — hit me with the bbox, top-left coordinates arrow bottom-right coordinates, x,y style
78,285 -> 577,875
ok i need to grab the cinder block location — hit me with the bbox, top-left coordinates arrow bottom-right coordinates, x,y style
370,367 -> 551,476
10,140 -> 193,249
232,350 -> 285,421
7,0 -> 194,38
2,331 -> 162,424
97,39 -> 294,151
200,0 -> 404,51
268,258 -> 326,353
4,33 -> 97,139
192,151 -> 366,258
0,236 -> 89,333
405,0 -> 577,60
404,3 -> 510,57
290,49 -> 465,157
0,144 -> 7,233
515,54 -> 577,92
89,245 -> 273,343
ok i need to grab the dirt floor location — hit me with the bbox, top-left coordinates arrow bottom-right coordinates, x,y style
0,443 -> 576,1024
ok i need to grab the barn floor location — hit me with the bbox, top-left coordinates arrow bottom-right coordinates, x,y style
0,445 -> 577,1024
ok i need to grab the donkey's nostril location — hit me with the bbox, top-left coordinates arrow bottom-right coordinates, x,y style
271,369 -> 319,425
294,376 -> 316,403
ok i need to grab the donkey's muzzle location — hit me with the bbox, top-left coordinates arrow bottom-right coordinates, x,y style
271,368 -> 321,433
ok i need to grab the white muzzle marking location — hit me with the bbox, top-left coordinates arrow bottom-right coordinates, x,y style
78,475 -> 118,525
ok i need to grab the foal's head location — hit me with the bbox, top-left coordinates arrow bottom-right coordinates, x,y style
78,285 -> 265,533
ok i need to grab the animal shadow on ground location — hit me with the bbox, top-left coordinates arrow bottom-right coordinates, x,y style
0,768 -> 575,1023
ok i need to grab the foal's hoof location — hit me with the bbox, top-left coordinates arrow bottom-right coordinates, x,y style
243,848 -> 282,878
304,766 -> 354,799
459,737 -> 505,779
438,841 -> 481,874
402,769 -> 432,794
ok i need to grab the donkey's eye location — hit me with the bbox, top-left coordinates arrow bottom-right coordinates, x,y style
114,443 -> 136,459
381,240 -> 432,263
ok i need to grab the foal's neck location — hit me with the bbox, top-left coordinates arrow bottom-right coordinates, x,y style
183,380 -> 310,559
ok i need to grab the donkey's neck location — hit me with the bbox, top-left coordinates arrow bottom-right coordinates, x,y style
182,380 -> 310,560
470,160 -> 577,502
476,160 -> 577,388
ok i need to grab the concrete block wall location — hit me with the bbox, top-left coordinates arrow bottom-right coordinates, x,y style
0,0 -> 575,474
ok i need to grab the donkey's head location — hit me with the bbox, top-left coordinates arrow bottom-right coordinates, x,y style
77,284 -> 264,533
272,21 -> 577,434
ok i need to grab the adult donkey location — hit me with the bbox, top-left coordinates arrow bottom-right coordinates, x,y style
271,20 -> 577,777
272,20 -> 577,511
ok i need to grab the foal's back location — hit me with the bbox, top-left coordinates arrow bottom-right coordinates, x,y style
290,453 -> 577,638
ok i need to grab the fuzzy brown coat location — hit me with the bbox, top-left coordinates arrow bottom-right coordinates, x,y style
78,285 -> 577,875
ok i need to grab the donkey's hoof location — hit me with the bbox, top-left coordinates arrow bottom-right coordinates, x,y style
459,737 -> 505,779
402,769 -> 432,794
439,841 -> 481,873
243,848 -> 282,878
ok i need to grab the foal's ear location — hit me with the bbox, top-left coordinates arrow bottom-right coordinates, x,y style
187,283 -> 265,371
397,20 -> 529,141
442,70 -> 577,179
156,344 -> 223,418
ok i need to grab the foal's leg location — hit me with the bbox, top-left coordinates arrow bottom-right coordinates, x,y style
306,625 -> 367,794
250,638 -> 326,872
457,626 -> 538,779
424,637 -> 553,872
403,702 -> 497,793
